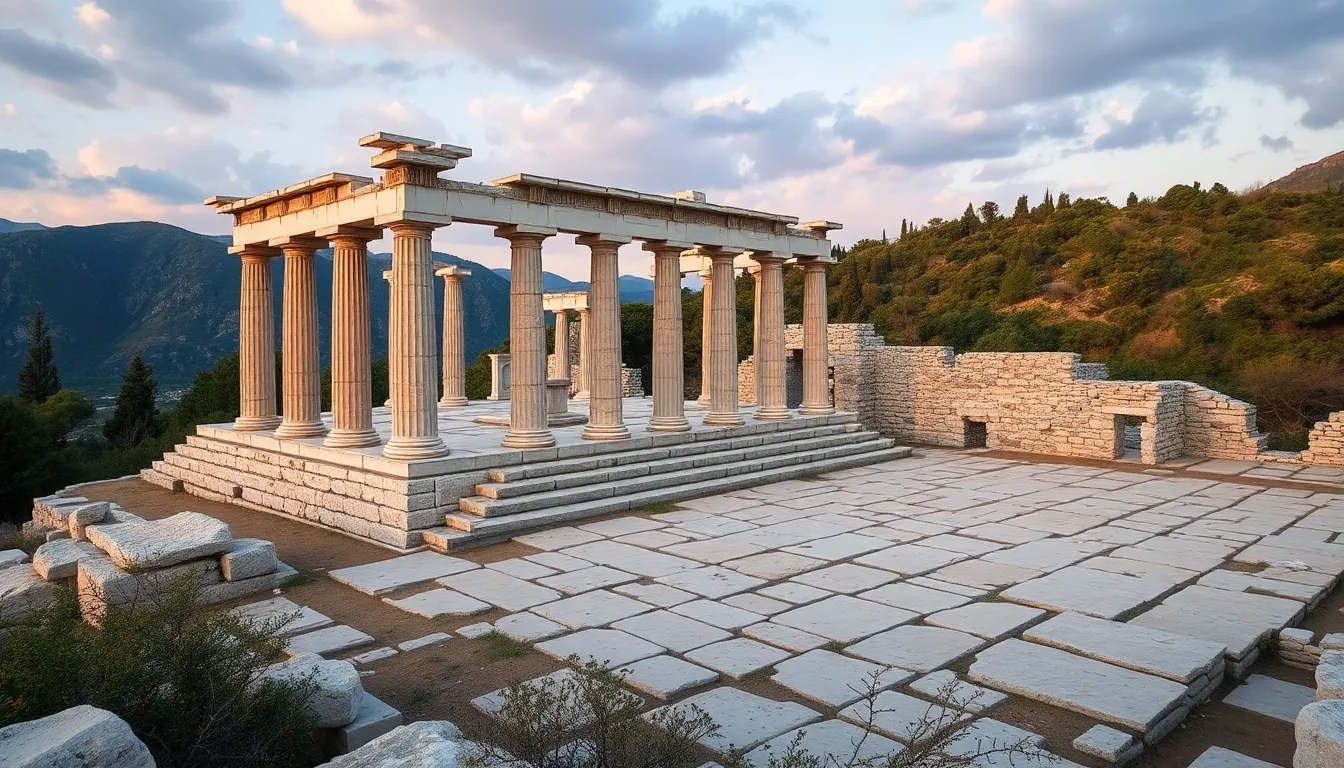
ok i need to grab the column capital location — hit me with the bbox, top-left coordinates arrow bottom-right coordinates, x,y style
382,269 -> 393,282
316,224 -> 382,243
642,239 -> 694,256
268,235 -> 327,252
575,233 -> 633,248
749,250 -> 786,264
229,244 -> 281,260
435,264 -> 473,279
375,211 -> 452,229
495,224 -> 557,243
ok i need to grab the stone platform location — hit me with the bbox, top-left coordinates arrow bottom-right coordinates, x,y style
144,398 -> 905,550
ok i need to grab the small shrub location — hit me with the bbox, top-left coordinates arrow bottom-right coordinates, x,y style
480,631 -> 532,660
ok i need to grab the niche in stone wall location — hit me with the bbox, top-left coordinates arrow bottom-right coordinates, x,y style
1113,414 -> 1146,461
963,418 -> 988,449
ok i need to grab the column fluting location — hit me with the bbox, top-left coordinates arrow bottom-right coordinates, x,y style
274,240 -> 326,439
324,231 -> 381,447
438,267 -> 470,408
497,225 -> 556,449
646,241 -> 691,432
383,270 -> 394,409
704,249 -> 745,427
754,254 -> 790,421
697,265 -> 713,407
551,310 -> 570,380
574,309 -> 591,400
800,258 -> 835,415
579,234 -> 631,440
751,266 -> 762,405
384,222 -> 448,459
235,247 -> 281,431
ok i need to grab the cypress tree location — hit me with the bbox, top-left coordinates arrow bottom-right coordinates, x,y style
1041,189 -> 1055,215
1057,192 -> 1071,208
104,354 -> 160,448
900,219 -> 908,238
17,307 -> 60,404
1126,192 -> 1139,207
1012,195 -> 1030,219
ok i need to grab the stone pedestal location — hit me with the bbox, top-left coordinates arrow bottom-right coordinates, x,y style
324,228 -> 382,448
487,354 -> 511,400
234,246 -> 281,431
546,378 -> 586,427
274,238 -> 326,440
579,234 -> 631,441
383,222 -> 447,460
497,225 -> 556,449
437,265 -> 471,408
646,240 -> 691,432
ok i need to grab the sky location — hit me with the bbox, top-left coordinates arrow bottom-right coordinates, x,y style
1,0 -> 1342,280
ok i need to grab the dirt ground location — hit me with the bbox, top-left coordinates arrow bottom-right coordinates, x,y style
79,472 -> 1334,767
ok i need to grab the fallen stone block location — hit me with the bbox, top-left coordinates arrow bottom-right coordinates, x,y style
317,721 -> 472,767
86,510 -> 232,569
66,502 -> 110,540
31,496 -> 88,529
219,538 -> 278,582
0,562 -> 58,621
0,549 -> 29,570
1073,724 -> 1141,764
200,562 -> 295,605
1318,651 -> 1344,701
1322,633 -> 1344,651
259,653 -> 363,728
76,553 -> 220,621
320,692 -> 403,754
0,704 -> 154,767
1295,699 -> 1344,768
31,539 -> 101,581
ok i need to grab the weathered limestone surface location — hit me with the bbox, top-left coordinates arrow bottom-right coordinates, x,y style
1073,724 -> 1142,764
646,686 -> 821,753
318,720 -> 473,768
0,549 -> 28,569
32,539 -> 101,581
1024,611 -> 1225,683
86,511 -> 232,569
1303,412 -> 1344,467
0,563 -> 58,619
1295,699 -> 1344,768
1319,651 -> 1344,700
260,653 -> 364,728
0,705 -> 154,768
220,537 -> 278,581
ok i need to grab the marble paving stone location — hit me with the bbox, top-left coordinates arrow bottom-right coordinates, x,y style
791,563 -> 899,594
530,589 -> 653,629
1002,566 -> 1173,620
397,632 -> 451,652
747,721 -> 905,767
908,669 -> 1007,713
645,687 -> 821,753
856,582 -> 971,615
614,582 -> 696,607
1012,509 -> 1111,536
612,610 -> 731,653
288,625 -> 375,657
231,596 -> 333,635
983,538 -> 1112,572
329,552 -> 478,595
742,622 -> 830,653
929,559 -> 1043,590
1024,611 -> 1225,683
1129,605 -> 1267,662
537,565 -> 639,595
1198,569 -> 1325,603
474,668 -> 643,721
781,533 -> 892,561
560,540 -> 699,578
615,530 -> 688,549
438,569 -> 562,611
514,527 -> 603,551
1078,556 -> 1201,585
685,638 -> 793,680
722,552 -> 825,580
838,690 -> 966,744
918,534 -> 1006,556
1136,586 -> 1304,656
1188,746 -> 1283,768
457,622 -> 494,639
924,602 -> 1046,640
348,646 -> 397,665
662,536 -> 768,564
578,516 -> 665,537
944,718 -> 1081,767
621,655 -> 719,700
960,522 -> 1052,545
656,566 -> 766,598
847,626 -> 984,673
494,612 -> 567,642
771,649 -> 913,708
907,576 -> 991,598
856,544 -> 967,576
1072,724 -> 1141,764
1222,674 -> 1316,723
1109,539 -> 1231,573
757,582 -> 833,604
676,516 -> 759,536
723,593 -> 791,615
525,552 -> 591,571
967,639 -> 1187,733
774,595 -> 917,643
671,599 -> 765,630
383,589 -> 492,618
485,557 -> 557,581
535,628 -> 663,669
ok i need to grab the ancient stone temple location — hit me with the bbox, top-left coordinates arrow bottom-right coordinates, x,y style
144,132 -> 904,550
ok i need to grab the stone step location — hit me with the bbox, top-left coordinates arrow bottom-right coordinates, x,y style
484,419 -> 860,483
424,444 -> 913,550
459,437 -> 897,517
475,429 -> 880,500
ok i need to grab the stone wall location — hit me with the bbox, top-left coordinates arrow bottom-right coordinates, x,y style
1304,413 -> 1344,467
826,323 -> 1269,465
621,367 -> 644,397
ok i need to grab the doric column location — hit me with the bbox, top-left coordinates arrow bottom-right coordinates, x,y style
551,310 -> 570,379
497,225 -> 557,449
382,270 -> 393,409
703,247 -> 745,427
750,264 -> 762,405
799,257 -> 835,415
384,221 -> 448,459
578,233 -> 631,441
437,265 -> 471,408
574,309 -> 591,400
322,227 -> 381,448
697,264 -> 713,407
753,253 -> 790,421
273,238 -> 326,440
645,240 -> 692,432
234,246 -> 281,431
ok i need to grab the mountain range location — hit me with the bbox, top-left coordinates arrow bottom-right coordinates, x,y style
1262,149 -> 1344,194
491,268 -> 656,304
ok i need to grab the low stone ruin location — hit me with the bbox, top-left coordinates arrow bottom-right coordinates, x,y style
317,720 -> 473,767
0,705 -> 154,768
2,494 -> 292,623
1278,628 -> 1344,670
1296,651 -> 1344,767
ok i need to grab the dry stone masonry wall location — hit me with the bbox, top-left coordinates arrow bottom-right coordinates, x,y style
1305,413 -> 1344,468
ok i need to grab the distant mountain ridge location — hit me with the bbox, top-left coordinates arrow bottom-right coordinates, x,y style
0,221 -> 512,394
0,218 -> 47,234
491,268 -> 656,303
1264,149 -> 1344,193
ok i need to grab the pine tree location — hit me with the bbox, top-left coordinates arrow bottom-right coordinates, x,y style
1126,192 -> 1139,207
1057,192 -> 1071,209
104,355 -> 160,448
900,219 -> 908,238
1041,189 -> 1055,215
979,201 -> 1001,223
17,307 -> 61,404
1012,195 -> 1030,219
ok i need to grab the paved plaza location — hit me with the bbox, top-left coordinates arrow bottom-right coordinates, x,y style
220,446 -> 1344,766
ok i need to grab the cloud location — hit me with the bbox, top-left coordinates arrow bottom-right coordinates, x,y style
111,165 -> 203,204
284,0 -> 799,89
1093,90 -> 1222,151
1259,134 -> 1293,151
336,101 -> 449,146
76,131 -> 307,197
0,148 -> 59,189
972,156 -> 1046,182
902,0 -> 956,18
0,28 -> 117,108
